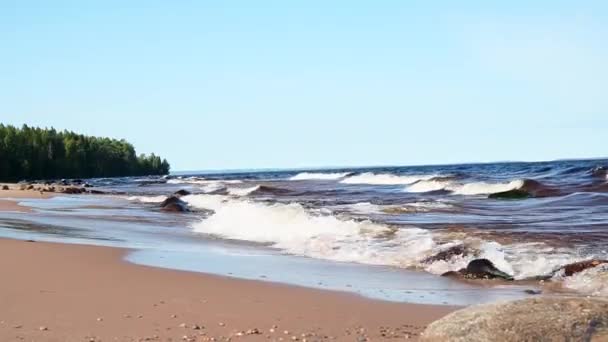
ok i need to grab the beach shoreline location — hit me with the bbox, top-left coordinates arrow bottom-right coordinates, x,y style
0,237 -> 457,341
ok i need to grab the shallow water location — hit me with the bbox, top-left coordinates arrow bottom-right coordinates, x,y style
1,159 -> 607,302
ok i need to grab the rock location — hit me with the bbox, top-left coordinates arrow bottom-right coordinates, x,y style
89,190 -> 106,194
1,185 -> 8,190
173,189 -> 191,197
422,245 -> 468,264
26,184 -> 34,190
160,196 -> 189,212
441,259 -> 513,280
421,297 -> 608,342
464,259 -> 514,280
62,187 -> 84,194
560,259 -> 608,277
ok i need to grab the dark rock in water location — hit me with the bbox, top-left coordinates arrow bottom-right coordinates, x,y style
62,187 -> 84,194
421,298 -> 608,342
1,185 -> 8,190
440,259 -> 514,281
489,189 -> 530,200
422,245 -> 469,264
160,196 -> 189,212
84,183 -> 92,188
560,259 -> 608,277
173,189 -> 191,197
89,190 -> 105,194
523,289 -> 542,295
464,259 -> 514,280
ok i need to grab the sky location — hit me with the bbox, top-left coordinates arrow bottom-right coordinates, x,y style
1,1 -> 607,171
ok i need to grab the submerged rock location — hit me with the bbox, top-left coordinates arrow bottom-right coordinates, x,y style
441,259 -> 513,281
173,189 -> 191,197
560,259 -> 608,277
422,245 -> 469,264
160,196 -> 189,212
421,298 -> 608,342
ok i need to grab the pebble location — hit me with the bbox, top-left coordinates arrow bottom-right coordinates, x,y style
219,322 -> 226,327
171,314 -> 177,318
13,325 -> 22,329
39,326 -> 48,331
284,330 -> 290,335
179,323 -> 188,328
96,317 -> 103,322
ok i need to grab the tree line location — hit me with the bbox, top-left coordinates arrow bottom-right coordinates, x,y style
0,124 -> 170,181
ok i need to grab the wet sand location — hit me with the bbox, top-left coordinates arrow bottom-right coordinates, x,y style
0,238 -> 457,341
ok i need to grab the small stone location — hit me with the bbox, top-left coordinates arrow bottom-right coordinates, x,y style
171,314 -> 177,318
284,330 -> 290,335
13,325 -> 22,329
39,326 -> 48,331
291,336 -> 299,341
179,323 -> 188,328
269,328 -> 276,333
219,322 -> 226,327
235,331 -> 244,336
192,324 -> 202,330
96,317 -> 103,322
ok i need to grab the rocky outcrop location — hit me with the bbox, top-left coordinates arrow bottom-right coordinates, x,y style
160,196 -> 189,212
421,297 -> 608,342
441,259 -> 513,280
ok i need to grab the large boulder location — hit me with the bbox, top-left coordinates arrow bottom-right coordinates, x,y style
160,196 -> 189,212
421,297 -> 608,342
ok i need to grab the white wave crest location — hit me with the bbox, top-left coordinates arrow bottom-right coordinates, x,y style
289,172 -> 351,181
182,194 -> 587,286
126,195 -> 167,203
405,179 -> 524,195
227,185 -> 261,196
340,173 -> 437,185
185,194 -> 436,266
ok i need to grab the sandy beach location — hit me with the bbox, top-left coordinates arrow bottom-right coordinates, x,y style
0,212 -> 457,342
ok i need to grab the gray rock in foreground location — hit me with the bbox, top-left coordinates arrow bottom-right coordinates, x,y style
421,297 -> 608,342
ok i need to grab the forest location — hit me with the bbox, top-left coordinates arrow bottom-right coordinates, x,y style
0,124 -> 170,181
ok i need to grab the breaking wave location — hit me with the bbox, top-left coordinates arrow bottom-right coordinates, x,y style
126,195 -> 167,203
181,194 -> 589,282
289,172 -> 351,181
405,179 -> 525,195
340,173 -> 437,185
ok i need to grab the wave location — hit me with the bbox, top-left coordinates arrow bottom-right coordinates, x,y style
289,172 -> 351,181
168,178 -> 243,185
340,173 -> 437,185
126,195 -> 167,203
405,179 -> 525,195
562,264 -> 608,296
227,185 -> 261,196
181,194 -> 591,284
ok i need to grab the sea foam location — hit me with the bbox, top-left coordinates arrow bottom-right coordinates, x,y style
340,173 -> 437,185
405,179 -> 524,195
289,172 -> 351,181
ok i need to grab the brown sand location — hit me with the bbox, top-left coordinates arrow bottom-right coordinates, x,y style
0,239 -> 457,341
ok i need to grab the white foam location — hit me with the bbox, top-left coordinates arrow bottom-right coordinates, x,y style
227,185 -> 261,196
183,194 -> 588,285
340,173 -> 437,185
126,195 -> 167,203
562,264 -> 608,297
405,179 -> 524,195
289,172 -> 351,181
185,194 -> 436,267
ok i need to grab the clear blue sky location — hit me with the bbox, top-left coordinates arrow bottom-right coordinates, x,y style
1,1 -> 606,171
